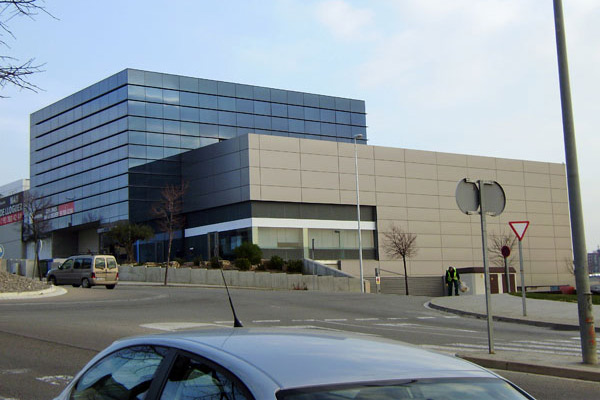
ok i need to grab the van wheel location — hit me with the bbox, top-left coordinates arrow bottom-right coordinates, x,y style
48,276 -> 57,286
106,284 -> 116,290
81,278 -> 91,289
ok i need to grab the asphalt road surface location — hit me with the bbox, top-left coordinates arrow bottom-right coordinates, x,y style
1,284 -> 598,399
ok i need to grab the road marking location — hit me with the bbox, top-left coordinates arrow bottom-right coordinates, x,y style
36,375 -> 72,386
355,318 -> 380,321
417,316 -> 435,320
424,342 -> 586,356
442,316 -> 460,319
140,322 -> 227,331
0,369 -> 29,375
375,322 -> 478,333
324,318 -> 347,322
386,317 -> 408,320
252,320 -> 281,323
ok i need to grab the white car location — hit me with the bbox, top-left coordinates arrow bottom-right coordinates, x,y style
55,328 -> 534,399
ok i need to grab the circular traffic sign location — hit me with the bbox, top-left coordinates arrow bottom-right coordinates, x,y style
501,245 -> 511,258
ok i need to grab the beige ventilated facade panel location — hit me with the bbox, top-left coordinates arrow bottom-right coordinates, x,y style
243,134 -> 572,289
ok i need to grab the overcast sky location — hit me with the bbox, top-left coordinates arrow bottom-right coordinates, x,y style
1,0 -> 598,250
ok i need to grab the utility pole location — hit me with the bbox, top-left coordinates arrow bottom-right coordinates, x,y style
553,0 -> 597,364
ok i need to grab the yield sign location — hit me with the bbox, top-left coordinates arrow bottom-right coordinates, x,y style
509,221 -> 530,241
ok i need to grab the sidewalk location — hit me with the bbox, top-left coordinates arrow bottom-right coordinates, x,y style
429,293 -> 600,381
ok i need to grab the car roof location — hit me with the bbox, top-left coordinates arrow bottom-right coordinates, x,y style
68,254 -> 114,258
109,328 -> 496,392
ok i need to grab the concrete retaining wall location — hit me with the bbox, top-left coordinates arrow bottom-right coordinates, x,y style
118,265 -> 361,292
302,259 -> 354,278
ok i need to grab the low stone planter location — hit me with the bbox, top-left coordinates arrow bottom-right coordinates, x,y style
118,265 -> 361,292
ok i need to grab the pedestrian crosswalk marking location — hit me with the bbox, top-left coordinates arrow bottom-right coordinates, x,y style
422,338 -> 600,357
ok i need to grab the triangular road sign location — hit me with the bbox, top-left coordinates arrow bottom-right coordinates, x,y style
509,221 -> 530,241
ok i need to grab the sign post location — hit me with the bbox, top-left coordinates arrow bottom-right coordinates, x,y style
456,179 -> 506,354
501,245 -> 511,292
509,221 -> 530,316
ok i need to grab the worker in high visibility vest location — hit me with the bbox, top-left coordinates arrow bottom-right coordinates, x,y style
445,266 -> 460,296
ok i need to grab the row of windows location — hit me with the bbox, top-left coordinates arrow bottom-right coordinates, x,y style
127,97 -> 365,126
33,86 -> 128,138
44,187 -> 128,220
129,131 -> 219,149
42,175 -> 129,206
49,202 -> 128,231
127,69 -> 365,112
36,145 -> 127,187
31,71 -> 127,126
34,126 -> 127,173
128,103 -> 365,137
127,85 -> 366,118
34,159 -> 129,198
33,102 -> 127,152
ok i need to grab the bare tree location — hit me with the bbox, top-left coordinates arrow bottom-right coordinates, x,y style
383,225 -> 418,295
1,0 -> 53,95
21,191 -> 52,280
488,230 -> 517,268
152,183 -> 187,285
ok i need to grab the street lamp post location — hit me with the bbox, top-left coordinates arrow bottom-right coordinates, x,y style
354,134 -> 364,293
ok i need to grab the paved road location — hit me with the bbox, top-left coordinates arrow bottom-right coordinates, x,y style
1,285 -> 597,399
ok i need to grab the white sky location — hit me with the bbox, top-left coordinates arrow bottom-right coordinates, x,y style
1,0 -> 598,250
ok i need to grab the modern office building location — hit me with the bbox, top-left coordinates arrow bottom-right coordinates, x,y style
29,69 -> 366,258
21,69 -> 574,294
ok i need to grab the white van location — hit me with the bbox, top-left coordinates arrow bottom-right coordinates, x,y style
47,255 -> 119,289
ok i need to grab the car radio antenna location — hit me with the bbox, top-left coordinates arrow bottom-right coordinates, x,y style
220,262 -> 243,328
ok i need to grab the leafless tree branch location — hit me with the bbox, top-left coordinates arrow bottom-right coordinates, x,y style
151,183 -> 188,285
383,225 -> 418,295
1,0 -> 54,96
488,230 -> 517,268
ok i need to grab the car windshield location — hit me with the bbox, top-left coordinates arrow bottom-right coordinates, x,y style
277,378 -> 531,400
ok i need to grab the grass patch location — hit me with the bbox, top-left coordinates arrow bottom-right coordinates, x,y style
508,292 -> 600,305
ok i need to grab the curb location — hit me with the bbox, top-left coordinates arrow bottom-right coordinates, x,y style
0,285 -> 67,300
427,300 -> 595,332
458,353 -> 600,382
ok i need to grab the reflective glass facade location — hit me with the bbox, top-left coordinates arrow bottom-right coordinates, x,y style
29,69 -> 367,233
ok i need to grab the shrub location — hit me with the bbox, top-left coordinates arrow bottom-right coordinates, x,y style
286,259 -> 303,274
234,258 -> 251,271
233,242 -> 263,265
210,256 -> 221,269
193,256 -> 203,266
269,255 -> 284,271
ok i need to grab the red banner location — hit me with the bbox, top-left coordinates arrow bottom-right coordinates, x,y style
0,210 -> 23,226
